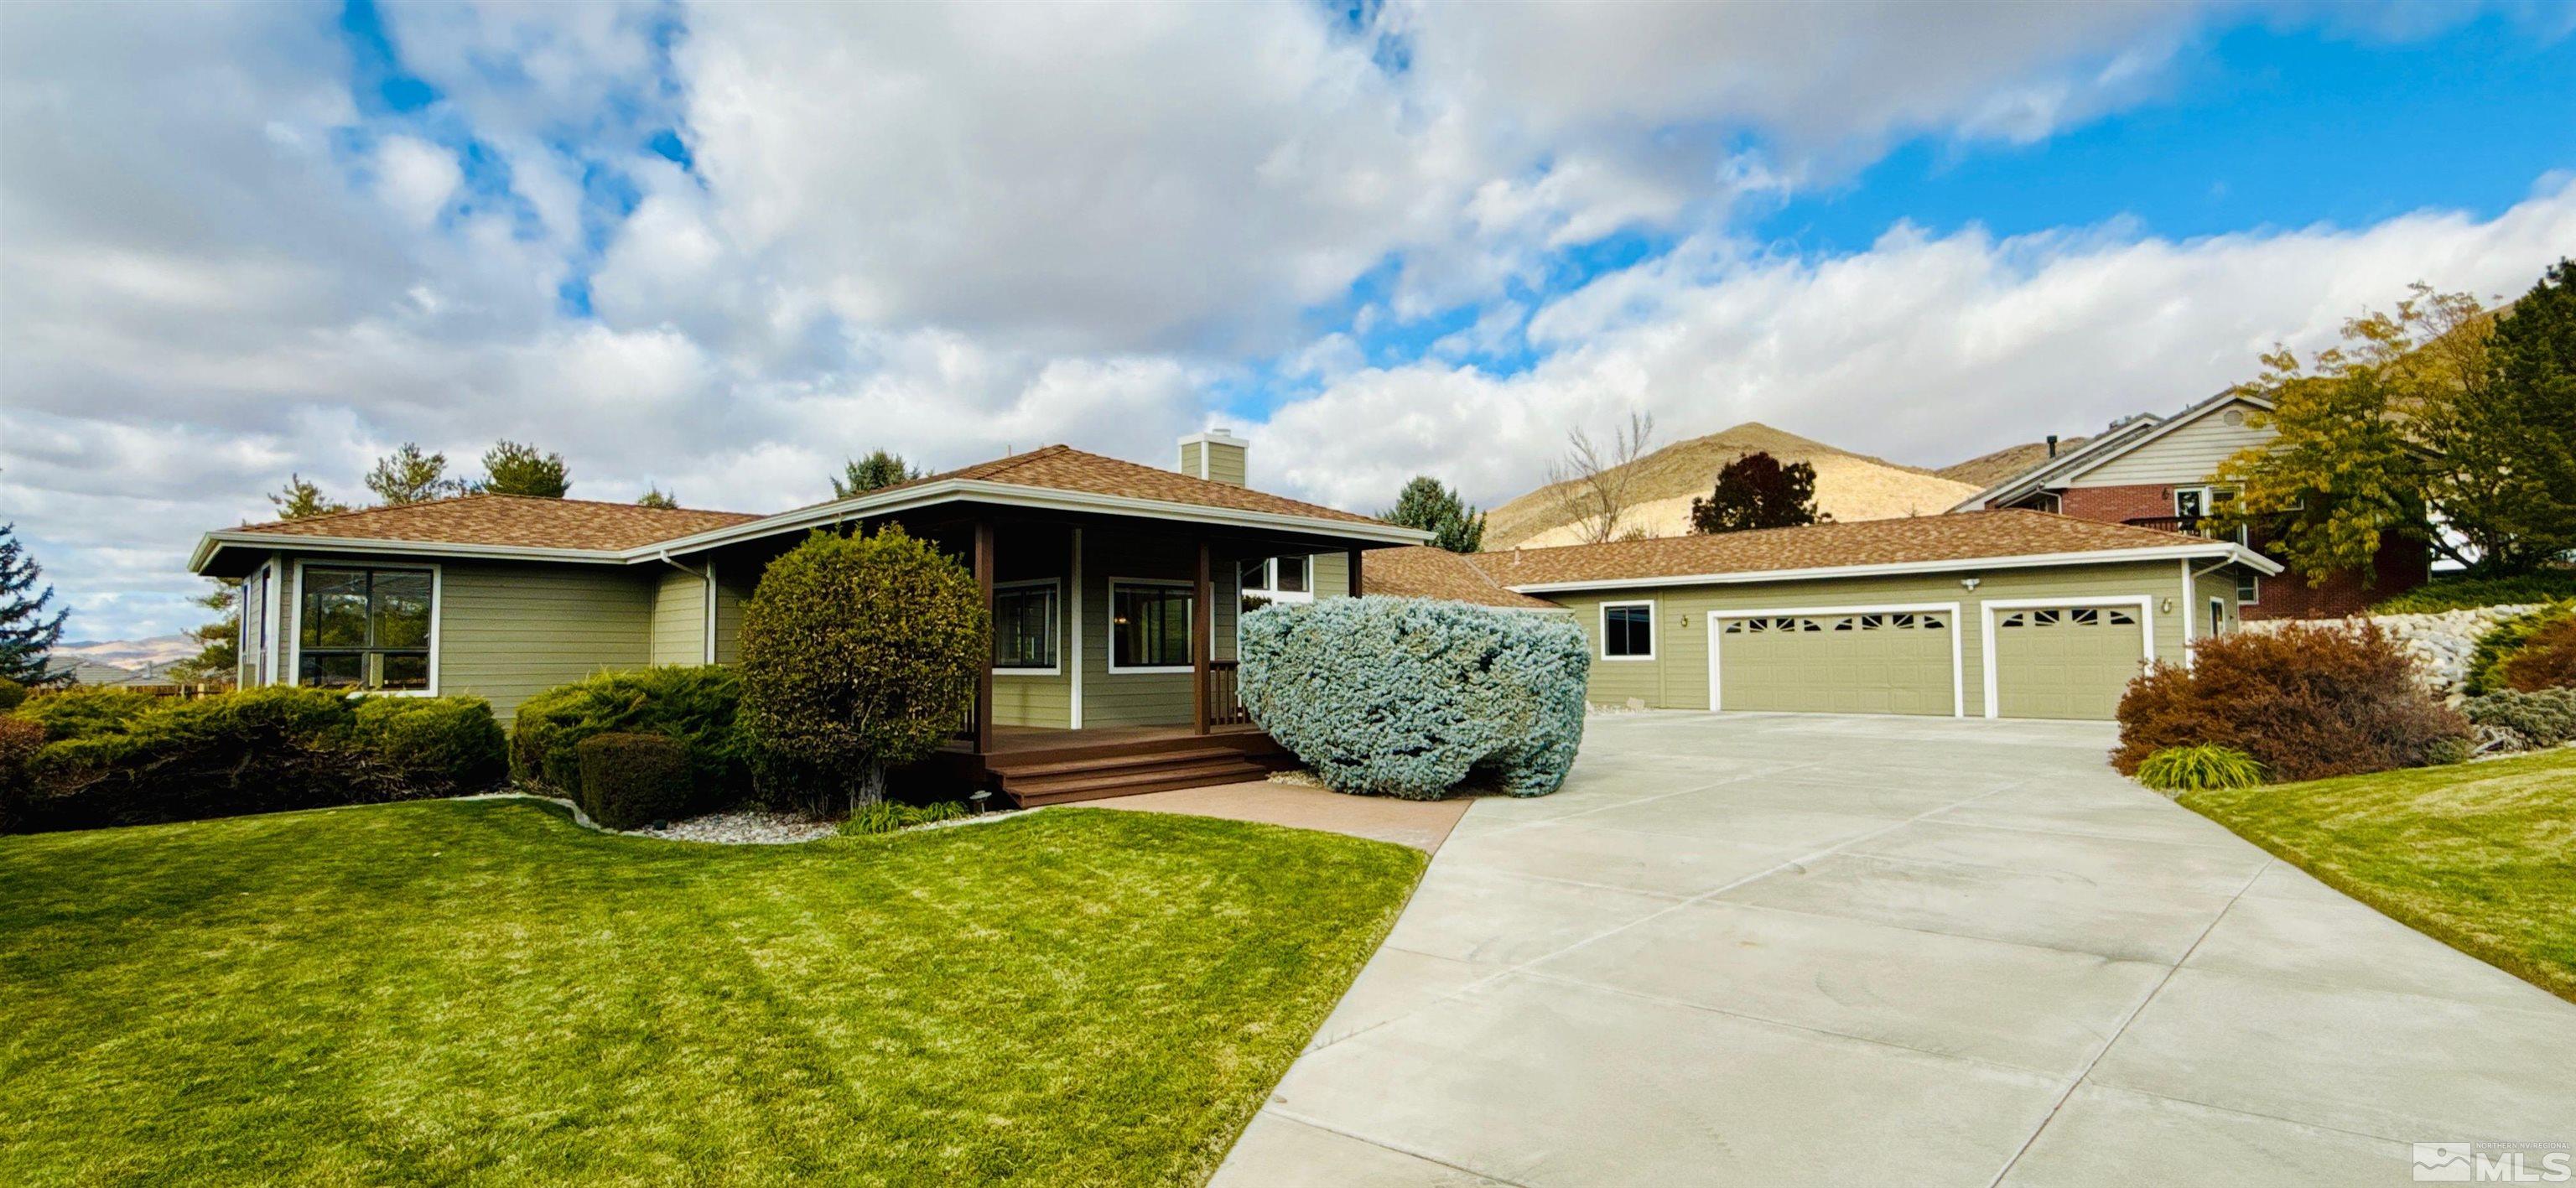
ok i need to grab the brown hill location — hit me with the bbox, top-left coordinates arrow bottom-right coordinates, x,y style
1935,435 -> 2091,492
1483,423 -> 1981,550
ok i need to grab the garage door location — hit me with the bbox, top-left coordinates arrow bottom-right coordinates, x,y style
1716,610 -> 1955,716
1992,604 -> 2149,720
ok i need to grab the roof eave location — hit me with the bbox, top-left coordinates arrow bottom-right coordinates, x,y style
1497,541 -> 2280,594
190,531 -> 626,573
636,478 -> 1431,556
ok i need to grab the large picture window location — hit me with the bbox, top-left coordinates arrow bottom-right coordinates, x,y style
1111,581 -> 1193,672
1601,601 -> 1655,660
993,580 -> 1059,672
299,565 -> 434,692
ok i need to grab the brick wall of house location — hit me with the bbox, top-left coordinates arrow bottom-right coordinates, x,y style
2057,483 -> 2176,523
2244,535 -> 2432,620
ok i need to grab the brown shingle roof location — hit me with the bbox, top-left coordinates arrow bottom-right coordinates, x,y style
870,444 -> 1383,526
1361,546 -> 1564,610
227,495 -> 763,552
1464,509 -> 2230,588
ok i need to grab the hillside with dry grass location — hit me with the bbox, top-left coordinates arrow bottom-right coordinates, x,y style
1936,436 -> 2090,492
1484,423 -> 1983,549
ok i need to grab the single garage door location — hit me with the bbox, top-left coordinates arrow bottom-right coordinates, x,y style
1992,604 -> 2150,720
1716,610 -> 1955,716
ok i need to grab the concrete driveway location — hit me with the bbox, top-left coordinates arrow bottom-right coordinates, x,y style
1214,712 -> 2576,1186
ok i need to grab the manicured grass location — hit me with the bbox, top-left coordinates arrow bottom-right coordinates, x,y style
2180,749 -> 2576,1003
0,800 -> 1425,1185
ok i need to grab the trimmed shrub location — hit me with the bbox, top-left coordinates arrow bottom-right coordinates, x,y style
509,666 -> 748,802
355,696 -> 506,794
12,685 -> 157,743
2494,615 -> 2576,693
2133,744 -> 2265,793
739,527 -> 984,811
575,732 -> 693,830
839,799 -> 969,837
1238,596 -> 1590,800
2113,622 -> 2470,783
9,687 -> 393,833
2371,572 -> 2576,615
0,715 -> 43,832
2467,602 -> 2573,695
0,676 -> 26,712
2464,687 -> 2576,749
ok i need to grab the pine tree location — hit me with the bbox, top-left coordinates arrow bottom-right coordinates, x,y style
637,485 -> 679,510
366,443 -> 461,505
169,579 -> 240,685
2484,258 -> 2576,564
1689,452 -> 1826,535
1382,475 -> 1488,552
0,523 -> 70,686
832,450 -> 921,498
270,473 -> 351,520
476,439 -> 572,498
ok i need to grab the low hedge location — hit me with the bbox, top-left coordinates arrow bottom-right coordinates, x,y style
2370,573 -> 2576,615
0,676 -> 26,712
2468,602 -> 2574,696
2113,622 -> 2470,783
0,716 -> 42,830
1238,596 -> 1590,800
509,666 -> 747,805
1,687 -> 506,833
575,732 -> 693,830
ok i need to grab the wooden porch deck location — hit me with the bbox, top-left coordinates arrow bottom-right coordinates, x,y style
948,723 -> 1293,808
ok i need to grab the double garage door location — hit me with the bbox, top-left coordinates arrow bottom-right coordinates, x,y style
1713,602 -> 2149,721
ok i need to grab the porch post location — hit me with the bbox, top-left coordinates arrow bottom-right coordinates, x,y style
1348,547 -> 1363,599
974,520 -> 995,755
1192,540 -> 1213,734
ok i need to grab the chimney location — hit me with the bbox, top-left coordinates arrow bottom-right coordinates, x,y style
1178,429 -> 1249,486
2046,434 -> 2059,459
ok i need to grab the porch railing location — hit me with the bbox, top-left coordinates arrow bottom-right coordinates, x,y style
2123,515 -> 2248,543
1205,660 -> 1251,729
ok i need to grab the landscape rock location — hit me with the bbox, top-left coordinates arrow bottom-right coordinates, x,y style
2246,604 -> 2540,703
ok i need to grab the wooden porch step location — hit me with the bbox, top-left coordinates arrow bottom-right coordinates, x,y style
989,745 -> 1253,781
983,731 -> 1281,768
1006,758 -> 1284,807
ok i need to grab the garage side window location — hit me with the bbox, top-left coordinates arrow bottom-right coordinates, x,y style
1601,601 -> 1655,660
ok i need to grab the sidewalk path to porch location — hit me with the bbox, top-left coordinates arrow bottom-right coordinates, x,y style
1086,779 -> 1472,853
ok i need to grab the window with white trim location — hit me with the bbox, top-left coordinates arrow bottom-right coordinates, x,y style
299,566 -> 433,691
1238,555 -> 1313,634
238,563 -> 271,686
2236,571 -> 2260,604
2210,597 -> 2229,636
1601,602 -> 1654,659
992,580 -> 1059,671
1110,581 -> 1193,671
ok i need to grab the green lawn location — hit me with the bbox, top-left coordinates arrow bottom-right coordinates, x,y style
2180,748 -> 2576,1003
0,800 -> 1425,1185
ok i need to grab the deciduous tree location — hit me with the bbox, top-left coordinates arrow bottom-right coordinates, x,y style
1542,412 -> 1655,545
1689,451 -> 1826,534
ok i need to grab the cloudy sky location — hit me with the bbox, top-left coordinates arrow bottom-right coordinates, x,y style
4,1 -> 2573,641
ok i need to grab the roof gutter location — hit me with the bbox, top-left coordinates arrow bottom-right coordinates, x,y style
1496,541 -> 2281,595
190,532 -> 625,574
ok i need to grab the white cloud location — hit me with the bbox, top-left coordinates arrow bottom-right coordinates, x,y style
372,136 -> 464,230
1257,179 -> 2576,511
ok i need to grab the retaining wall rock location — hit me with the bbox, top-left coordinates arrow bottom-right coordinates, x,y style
2246,604 -> 2542,702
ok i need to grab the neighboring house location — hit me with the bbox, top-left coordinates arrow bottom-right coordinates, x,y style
190,434 -> 1429,806
1949,391 -> 2430,617
1403,510 -> 2277,722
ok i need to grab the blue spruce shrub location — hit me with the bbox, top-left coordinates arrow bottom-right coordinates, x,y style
1238,596 -> 1590,799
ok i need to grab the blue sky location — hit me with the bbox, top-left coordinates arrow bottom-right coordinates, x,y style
3,1 -> 2571,642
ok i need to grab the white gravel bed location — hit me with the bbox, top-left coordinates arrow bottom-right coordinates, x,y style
631,810 -> 838,845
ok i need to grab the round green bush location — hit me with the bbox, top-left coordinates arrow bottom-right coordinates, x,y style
1237,596 -> 1590,800
738,527 -> 985,810
575,732 -> 693,831
2133,744 -> 2266,793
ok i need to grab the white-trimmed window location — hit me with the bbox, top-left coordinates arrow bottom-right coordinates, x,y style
1238,555 -> 1312,638
1109,580 -> 1193,672
993,579 -> 1060,673
238,563 -> 272,687
1600,600 -> 1655,660
297,564 -> 435,693
2236,571 -> 2260,605
2210,596 -> 2229,637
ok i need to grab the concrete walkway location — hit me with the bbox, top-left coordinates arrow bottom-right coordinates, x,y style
1086,778 -> 1472,852
1214,712 -> 2576,1186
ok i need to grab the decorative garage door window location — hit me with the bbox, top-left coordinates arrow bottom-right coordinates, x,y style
1723,613 -> 1947,634
1997,607 -> 2137,629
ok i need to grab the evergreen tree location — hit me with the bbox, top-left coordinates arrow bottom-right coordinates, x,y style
269,473 -> 351,520
1689,452 -> 1826,534
636,485 -> 679,510
366,443 -> 461,505
832,449 -> 921,498
2484,258 -> 2576,563
1382,475 -> 1488,552
476,439 -> 572,498
170,580 -> 240,686
0,523 -> 70,686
